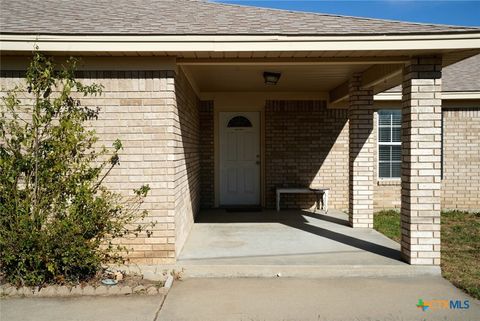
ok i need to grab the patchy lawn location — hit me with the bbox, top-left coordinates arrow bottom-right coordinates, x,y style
441,210 -> 480,300
374,209 -> 480,300
373,209 -> 401,243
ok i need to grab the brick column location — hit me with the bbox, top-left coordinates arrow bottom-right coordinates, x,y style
401,56 -> 442,265
348,73 -> 375,228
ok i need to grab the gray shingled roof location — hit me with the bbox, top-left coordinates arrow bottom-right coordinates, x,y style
0,0 -> 478,35
442,54 -> 480,92
387,54 -> 480,93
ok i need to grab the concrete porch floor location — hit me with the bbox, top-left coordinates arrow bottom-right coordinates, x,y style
179,209 -> 404,266
176,209 -> 440,278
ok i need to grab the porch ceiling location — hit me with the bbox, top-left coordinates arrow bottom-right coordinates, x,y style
183,64 -> 371,92
179,49 -> 479,99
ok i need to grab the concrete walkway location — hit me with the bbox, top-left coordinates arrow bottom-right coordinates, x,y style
158,277 -> 480,321
1,277 -> 478,321
0,295 -> 164,321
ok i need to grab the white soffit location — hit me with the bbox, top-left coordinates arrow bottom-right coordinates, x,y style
182,64 -> 370,92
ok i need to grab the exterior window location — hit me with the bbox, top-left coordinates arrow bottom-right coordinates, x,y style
227,116 -> 252,128
378,110 -> 402,179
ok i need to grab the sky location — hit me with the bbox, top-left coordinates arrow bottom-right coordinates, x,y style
212,1 -> 480,27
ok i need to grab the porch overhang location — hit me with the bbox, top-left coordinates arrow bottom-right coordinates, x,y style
2,33 -> 479,107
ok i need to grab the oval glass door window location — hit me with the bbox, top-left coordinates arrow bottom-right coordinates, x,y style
227,116 -> 252,128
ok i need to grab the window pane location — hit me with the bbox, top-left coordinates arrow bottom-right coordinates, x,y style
378,112 -> 391,126
392,145 -> 401,161
391,111 -> 402,126
378,110 -> 402,179
227,116 -> 252,128
391,162 -> 401,178
379,162 -> 391,178
392,127 -> 401,142
378,127 -> 391,142
379,145 -> 391,162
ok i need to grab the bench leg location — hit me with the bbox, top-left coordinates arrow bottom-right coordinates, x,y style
323,190 -> 329,213
315,193 -> 321,212
320,192 -> 324,212
276,192 -> 280,212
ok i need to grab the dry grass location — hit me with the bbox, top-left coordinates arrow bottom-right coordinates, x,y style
441,210 -> 480,300
374,209 -> 480,300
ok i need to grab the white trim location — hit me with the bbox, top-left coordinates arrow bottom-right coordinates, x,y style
0,55 -> 178,71
374,92 -> 403,101
377,178 -> 401,185
178,57 -> 410,65
179,65 -> 201,97
375,91 -> 480,101
200,91 -> 329,101
2,33 -> 480,41
1,33 -> 480,52
440,92 -> 480,100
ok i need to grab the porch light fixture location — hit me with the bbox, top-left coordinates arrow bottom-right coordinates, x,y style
263,72 -> 281,85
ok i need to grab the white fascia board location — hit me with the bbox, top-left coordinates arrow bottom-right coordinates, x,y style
1,33 -> 480,52
375,91 -> 480,101
442,92 -> 480,100
0,55 -> 178,71
374,92 -> 402,101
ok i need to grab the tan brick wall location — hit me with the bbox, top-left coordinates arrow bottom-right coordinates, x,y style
93,70 -> 180,264
173,69 -> 201,256
348,73 -> 375,228
265,100 -> 349,210
373,107 -> 480,212
401,56 -> 442,265
199,101 -> 214,208
442,108 -> 480,211
374,182 -> 402,210
1,70 -> 179,264
1,69 -> 202,263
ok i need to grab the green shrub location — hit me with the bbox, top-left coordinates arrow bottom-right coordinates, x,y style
0,51 -> 152,286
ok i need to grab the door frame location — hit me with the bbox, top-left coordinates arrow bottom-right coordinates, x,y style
218,111 -> 261,206
214,107 -> 265,208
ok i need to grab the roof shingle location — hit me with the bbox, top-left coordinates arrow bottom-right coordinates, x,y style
0,0 -> 478,35
387,54 -> 480,93
442,54 -> 480,92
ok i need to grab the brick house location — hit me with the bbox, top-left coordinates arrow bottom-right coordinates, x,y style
1,0 -> 479,267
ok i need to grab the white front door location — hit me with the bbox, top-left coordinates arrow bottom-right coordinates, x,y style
220,112 -> 260,206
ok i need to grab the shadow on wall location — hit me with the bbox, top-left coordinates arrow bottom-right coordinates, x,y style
199,101 -> 214,209
265,100 -> 349,210
174,70 -> 202,254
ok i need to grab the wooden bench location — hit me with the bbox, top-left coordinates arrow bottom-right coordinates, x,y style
276,187 -> 329,213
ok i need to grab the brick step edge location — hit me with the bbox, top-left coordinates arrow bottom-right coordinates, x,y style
0,284 -> 168,297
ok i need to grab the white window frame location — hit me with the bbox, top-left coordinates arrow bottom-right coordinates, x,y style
377,110 -> 402,180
